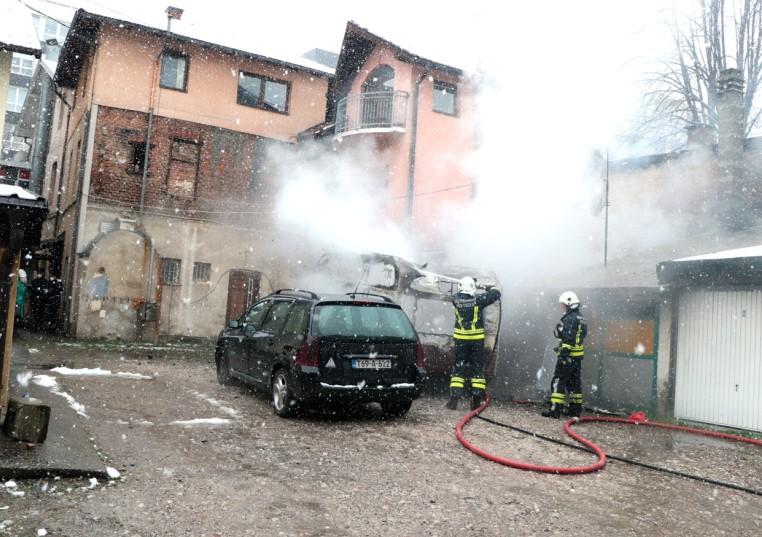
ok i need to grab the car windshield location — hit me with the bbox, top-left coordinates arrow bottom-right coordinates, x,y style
313,303 -> 416,340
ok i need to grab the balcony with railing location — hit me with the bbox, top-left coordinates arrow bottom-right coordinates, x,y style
335,91 -> 409,137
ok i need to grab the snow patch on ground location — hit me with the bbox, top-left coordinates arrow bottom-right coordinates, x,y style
190,391 -> 240,418
28,348 -> 39,354
106,467 -> 121,480
50,367 -> 152,379
15,371 -> 33,387
31,375 -> 88,418
170,418 -> 231,427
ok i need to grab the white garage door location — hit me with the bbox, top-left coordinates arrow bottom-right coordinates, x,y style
675,290 -> 762,432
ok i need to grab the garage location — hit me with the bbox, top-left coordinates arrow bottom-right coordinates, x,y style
658,246 -> 762,432
674,289 -> 762,431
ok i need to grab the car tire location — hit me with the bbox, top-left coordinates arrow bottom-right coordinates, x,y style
216,351 -> 233,385
272,369 -> 296,418
381,399 -> 413,417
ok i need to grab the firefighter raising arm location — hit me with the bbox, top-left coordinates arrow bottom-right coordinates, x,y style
446,278 -> 502,411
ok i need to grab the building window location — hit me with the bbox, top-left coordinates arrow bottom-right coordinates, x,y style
6,86 -> 28,113
11,55 -> 35,76
432,81 -> 457,116
192,262 -> 211,282
161,258 -> 181,285
129,142 -> 147,174
237,72 -> 290,113
160,51 -> 188,91
167,139 -> 200,197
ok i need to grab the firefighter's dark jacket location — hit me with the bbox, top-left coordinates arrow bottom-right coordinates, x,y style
451,288 -> 501,341
554,307 -> 587,358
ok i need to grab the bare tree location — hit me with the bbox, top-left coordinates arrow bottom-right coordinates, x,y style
636,0 -> 762,148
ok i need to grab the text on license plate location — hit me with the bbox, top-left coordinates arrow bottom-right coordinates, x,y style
352,359 -> 392,369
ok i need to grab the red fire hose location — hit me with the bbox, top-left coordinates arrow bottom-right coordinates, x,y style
456,395 -> 762,476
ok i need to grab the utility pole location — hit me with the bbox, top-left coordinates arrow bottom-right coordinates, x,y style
603,148 -> 609,267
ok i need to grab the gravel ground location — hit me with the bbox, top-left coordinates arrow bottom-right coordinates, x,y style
2,341 -> 762,536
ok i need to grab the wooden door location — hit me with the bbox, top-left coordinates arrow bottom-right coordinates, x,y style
226,270 -> 261,323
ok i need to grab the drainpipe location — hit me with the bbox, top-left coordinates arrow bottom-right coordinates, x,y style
139,51 -> 163,217
406,74 -> 428,219
29,74 -> 55,194
54,91 -> 73,237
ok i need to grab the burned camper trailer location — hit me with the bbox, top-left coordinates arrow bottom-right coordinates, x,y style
304,253 -> 502,379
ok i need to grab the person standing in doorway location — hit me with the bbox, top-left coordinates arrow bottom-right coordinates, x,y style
446,277 -> 501,411
543,291 -> 587,418
15,269 -> 27,323
89,267 -> 110,314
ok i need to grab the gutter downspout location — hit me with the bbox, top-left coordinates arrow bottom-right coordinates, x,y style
139,52 -> 163,216
138,51 -> 164,339
30,74 -> 55,194
406,74 -> 428,219
54,95 -> 73,237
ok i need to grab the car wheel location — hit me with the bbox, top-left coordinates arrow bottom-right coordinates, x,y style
381,399 -> 413,417
272,369 -> 296,418
216,351 -> 232,385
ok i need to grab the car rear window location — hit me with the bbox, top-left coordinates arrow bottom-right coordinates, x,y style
313,304 -> 416,340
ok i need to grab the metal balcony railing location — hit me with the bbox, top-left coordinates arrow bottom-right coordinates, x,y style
335,91 -> 409,136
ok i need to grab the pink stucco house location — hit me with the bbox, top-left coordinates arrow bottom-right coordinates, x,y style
303,22 -> 476,251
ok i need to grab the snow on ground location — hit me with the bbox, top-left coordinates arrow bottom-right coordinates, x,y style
31,375 -> 88,418
105,467 -> 121,480
170,418 -> 231,427
189,391 -> 240,418
50,367 -> 153,379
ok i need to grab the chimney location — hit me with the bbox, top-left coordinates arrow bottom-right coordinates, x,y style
685,124 -> 715,150
165,6 -> 184,32
716,68 -> 746,228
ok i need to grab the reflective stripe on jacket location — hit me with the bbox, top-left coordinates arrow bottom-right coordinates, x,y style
555,308 -> 587,357
452,288 -> 501,341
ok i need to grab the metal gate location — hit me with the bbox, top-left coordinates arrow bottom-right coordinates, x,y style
675,289 -> 762,432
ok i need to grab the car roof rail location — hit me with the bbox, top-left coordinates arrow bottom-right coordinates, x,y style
345,292 -> 394,303
274,288 -> 319,300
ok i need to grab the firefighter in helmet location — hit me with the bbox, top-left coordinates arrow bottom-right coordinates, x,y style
446,276 -> 501,410
542,291 -> 587,418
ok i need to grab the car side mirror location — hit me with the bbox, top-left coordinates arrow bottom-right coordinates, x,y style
229,319 -> 239,329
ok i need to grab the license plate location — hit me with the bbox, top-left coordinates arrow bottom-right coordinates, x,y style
352,359 -> 392,369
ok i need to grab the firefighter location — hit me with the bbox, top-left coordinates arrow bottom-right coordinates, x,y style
542,291 -> 587,418
446,276 -> 501,411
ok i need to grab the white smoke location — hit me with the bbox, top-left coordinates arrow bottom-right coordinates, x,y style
272,141 -> 416,259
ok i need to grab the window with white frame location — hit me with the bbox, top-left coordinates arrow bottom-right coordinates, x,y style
6,86 -> 28,113
11,55 -> 35,77
192,262 -> 211,282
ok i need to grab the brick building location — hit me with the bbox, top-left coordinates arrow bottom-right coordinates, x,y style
41,9 -> 331,339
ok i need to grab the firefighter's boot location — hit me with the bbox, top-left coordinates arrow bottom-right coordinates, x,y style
471,392 -> 485,410
542,392 -> 565,418
541,404 -> 562,418
447,377 -> 465,410
567,403 -> 582,418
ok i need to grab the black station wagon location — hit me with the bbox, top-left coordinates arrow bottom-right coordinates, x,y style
215,289 -> 426,417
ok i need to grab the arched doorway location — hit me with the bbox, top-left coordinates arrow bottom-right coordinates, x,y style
362,65 -> 395,126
